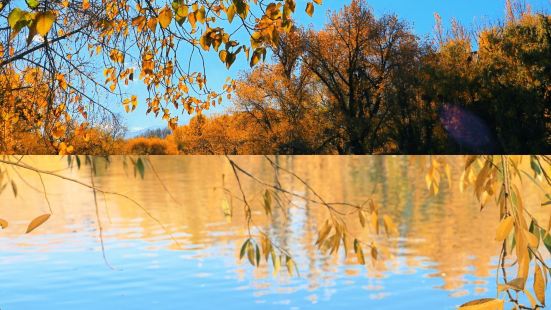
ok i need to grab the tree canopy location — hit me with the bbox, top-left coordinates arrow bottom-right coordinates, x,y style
0,0 -> 549,154
0,0 -> 322,154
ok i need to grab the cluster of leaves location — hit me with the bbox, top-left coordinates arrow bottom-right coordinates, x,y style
223,158 -> 399,277
239,234 -> 299,276
1,154 -> 550,309
456,156 -> 551,310
7,2 -> 55,44
1,0 -> 322,153
222,155 -> 551,309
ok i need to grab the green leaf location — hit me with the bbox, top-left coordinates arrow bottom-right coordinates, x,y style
246,241 -> 255,266
544,234 -> 551,255
11,180 -> 17,197
530,156 -> 542,176
239,238 -> 250,260
8,8 -> 26,29
255,243 -> 260,267
135,158 -> 145,179
26,0 -> 40,9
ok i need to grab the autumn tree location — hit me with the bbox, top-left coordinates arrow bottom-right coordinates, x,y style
301,0 -> 421,154
170,113 -> 278,154
423,11 -> 551,153
0,0 -> 322,153
233,31 -> 335,154
0,67 -> 52,153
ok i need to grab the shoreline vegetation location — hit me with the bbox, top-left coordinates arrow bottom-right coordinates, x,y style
0,0 -> 549,155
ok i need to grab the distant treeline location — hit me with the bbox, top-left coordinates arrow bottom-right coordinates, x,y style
1,0 -> 549,154
163,1 -> 551,154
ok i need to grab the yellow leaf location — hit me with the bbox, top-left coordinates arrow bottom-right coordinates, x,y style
534,265 -> 546,305
82,0 -> 90,10
263,190 -> 272,217
226,4 -> 236,23
219,50 -> 228,62
524,289 -> 538,309
495,216 -> 514,241
445,164 -> 452,187
370,212 -> 379,234
109,49 -> 125,63
35,11 -> 56,37
286,256 -> 296,276
305,2 -> 314,17
260,234 -> 271,261
26,214 -> 51,233
271,251 -> 280,275
56,73 -> 68,91
525,230 -> 539,248
507,277 -> 526,291
354,239 -> 365,265
250,51 -> 260,67
371,244 -> 378,260
52,123 -> 66,139
0,218 -> 8,229
316,220 -> 331,246
459,298 -> 504,310
196,6 -> 206,24
159,6 -> 173,29
147,17 -> 158,32
383,215 -> 398,236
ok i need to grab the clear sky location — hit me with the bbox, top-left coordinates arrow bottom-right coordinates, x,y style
121,0 -> 550,136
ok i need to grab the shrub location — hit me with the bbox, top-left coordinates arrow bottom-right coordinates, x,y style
124,137 -> 178,155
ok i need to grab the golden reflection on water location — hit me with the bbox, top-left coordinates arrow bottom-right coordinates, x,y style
0,156 -> 548,297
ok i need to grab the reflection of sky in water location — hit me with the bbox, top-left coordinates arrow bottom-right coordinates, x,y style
0,231 -> 498,310
0,156 -> 548,309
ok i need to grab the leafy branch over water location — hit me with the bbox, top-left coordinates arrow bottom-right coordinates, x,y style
0,155 -> 550,309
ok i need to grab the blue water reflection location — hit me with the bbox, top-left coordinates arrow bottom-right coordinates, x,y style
0,156 -> 545,309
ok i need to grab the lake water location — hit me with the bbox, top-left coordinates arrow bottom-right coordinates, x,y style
0,156 -> 548,309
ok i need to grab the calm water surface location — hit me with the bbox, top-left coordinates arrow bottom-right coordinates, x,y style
0,156 -> 548,309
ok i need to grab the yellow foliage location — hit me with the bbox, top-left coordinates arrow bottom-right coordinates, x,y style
124,137 -> 178,155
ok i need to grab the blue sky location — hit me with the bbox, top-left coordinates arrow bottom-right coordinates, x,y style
121,0 -> 550,136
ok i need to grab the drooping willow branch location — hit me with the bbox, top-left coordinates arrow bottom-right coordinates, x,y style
458,155 -> 551,310
224,155 -> 397,274
0,154 -> 549,308
0,156 -> 183,252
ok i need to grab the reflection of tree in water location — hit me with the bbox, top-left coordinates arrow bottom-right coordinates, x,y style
0,156 -> 549,309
